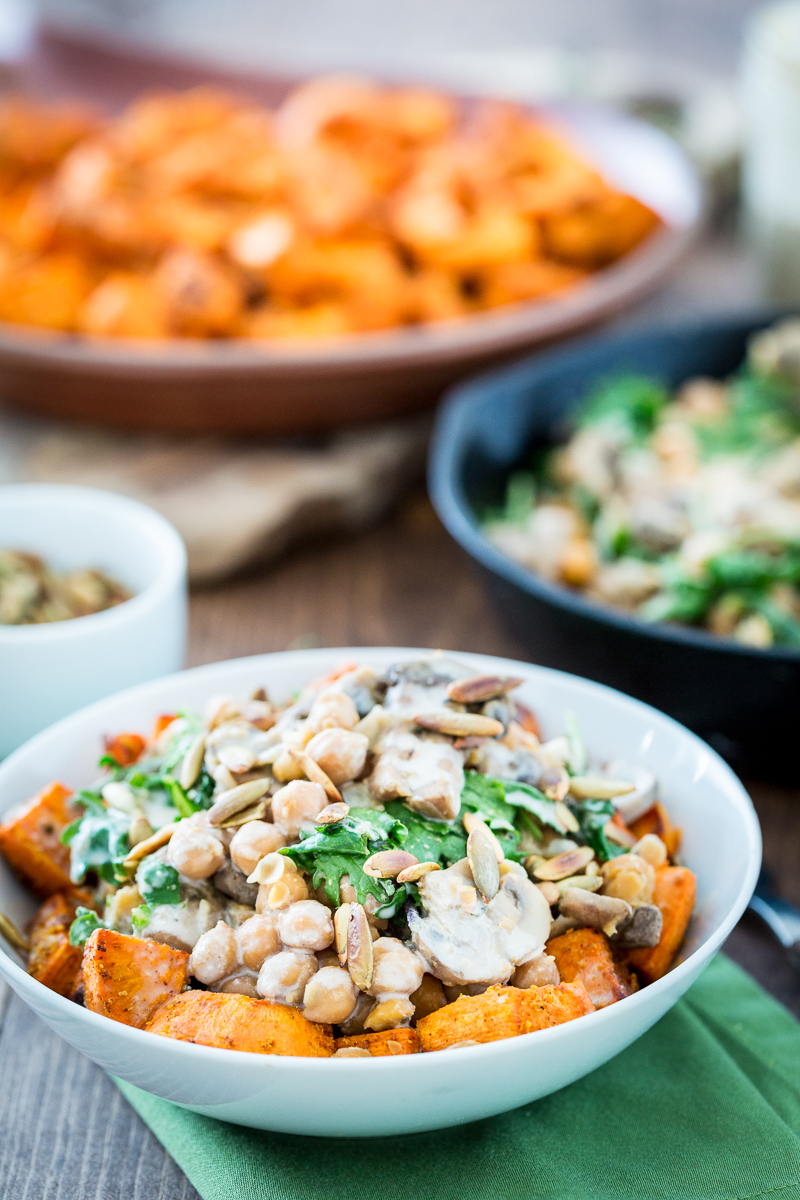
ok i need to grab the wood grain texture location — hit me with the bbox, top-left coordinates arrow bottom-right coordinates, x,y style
1,197 -> 798,1200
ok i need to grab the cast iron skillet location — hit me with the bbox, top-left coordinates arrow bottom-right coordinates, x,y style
429,310 -> 800,778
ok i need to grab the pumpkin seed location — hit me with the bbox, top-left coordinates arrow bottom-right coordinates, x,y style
0,910 -> 28,955
533,845 -> 595,881
363,849 -> 419,879
208,778 -> 271,826
317,802 -> 349,825
446,675 -> 524,704
467,828 -> 500,902
413,711 -> 504,738
122,822 -> 175,867
216,799 -> 269,829
396,860 -> 441,883
347,904 -> 374,990
463,811 -> 505,862
334,902 -> 352,965
568,776 -> 636,801
179,733 -> 206,790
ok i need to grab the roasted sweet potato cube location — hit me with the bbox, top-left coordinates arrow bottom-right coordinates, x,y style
26,893 -> 83,997
102,732 -> 147,767
334,1028 -> 420,1056
0,782 -> 78,897
416,981 -> 594,1052
629,803 -> 681,860
83,929 -> 188,1028
147,990 -> 334,1056
627,866 -> 697,985
546,927 -> 633,1009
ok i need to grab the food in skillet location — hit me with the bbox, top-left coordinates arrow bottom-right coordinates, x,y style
485,318 -> 800,648
0,80 -> 660,342
0,549 -> 131,624
0,656 -> 695,1057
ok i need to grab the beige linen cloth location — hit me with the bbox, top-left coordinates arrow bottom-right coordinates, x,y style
0,408 -> 430,583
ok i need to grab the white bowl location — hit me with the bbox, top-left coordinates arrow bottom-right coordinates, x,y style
0,648 -> 760,1138
0,484 -> 187,758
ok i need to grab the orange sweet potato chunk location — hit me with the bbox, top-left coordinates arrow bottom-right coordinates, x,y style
83,929 -> 188,1028
546,927 -> 633,1010
26,893 -> 83,997
334,1028 -> 420,1056
416,980 -> 594,1052
0,782 -> 78,897
147,990 -> 334,1056
627,866 -> 697,985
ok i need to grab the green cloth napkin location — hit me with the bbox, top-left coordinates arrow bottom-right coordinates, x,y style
114,955 -> 800,1200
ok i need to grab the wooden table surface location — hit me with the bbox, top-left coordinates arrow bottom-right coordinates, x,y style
1,237 -> 799,1197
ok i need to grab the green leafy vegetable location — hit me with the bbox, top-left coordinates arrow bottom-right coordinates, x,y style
137,856 -> 181,907
579,374 -> 669,440
131,905 -> 152,932
281,808 -> 407,910
460,773 -> 517,832
68,907 -> 104,947
565,713 -> 587,776
64,803 -> 131,885
572,799 -> 627,863
382,801 -> 468,865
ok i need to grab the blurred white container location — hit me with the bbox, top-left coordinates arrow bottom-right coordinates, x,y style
742,0 -> 800,301
0,485 -> 186,758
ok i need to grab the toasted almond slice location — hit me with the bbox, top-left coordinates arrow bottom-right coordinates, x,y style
413,711 -> 504,738
396,861 -> 441,883
216,799 -> 269,829
208,778 -> 271,826
122,822 -> 176,867
446,675 -> 524,704
363,849 -> 419,879
533,845 -> 595,881
334,902 -> 352,965
178,733 -> 206,791
568,776 -> 636,801
467,829 -> 500,902
317,802 -> 349,825
554,873 -> 602,896
347,904 -> 373,990
462,811 -> 505,862
604,820 -> 637,848
0,910 -> 28,955
290,749 -> 342,802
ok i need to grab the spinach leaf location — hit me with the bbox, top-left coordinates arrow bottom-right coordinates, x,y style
137,856 -> 181,906
382,801 -> 468,865
579,374 -> 669,440
499,781 -> 566,836
67,807 -> 131,885
131,904 -> 152,932
460,773 -> 517,833
572,798 -> 627,863
281,808 -> 406,909
68,907 -> 104,947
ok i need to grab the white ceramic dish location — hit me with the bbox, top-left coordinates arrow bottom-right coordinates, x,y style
0,647 -> 760,1138
0,484 -> 187,758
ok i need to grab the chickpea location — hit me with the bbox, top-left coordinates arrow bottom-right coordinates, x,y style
230,820 -> 287,876
302,966 -> 358,1024
257,948 -> 317,1006
305,728 -> 369,785
279,900 -> 334,951
409,973 -> 448,1020
511,953 -> 560,989
168,814 -> 226,881
188,921 -> 239,985
271,780 -> 328,839
364,997 -> 414,1031
631,833 -> 668,869
219,974 -> 259,998
257,873 -> 309,911
236,913 -> 281,970
305,690 -> 360,734
601,853 -> 656,906
367,937 -> 424,999
272,750 -> 306,783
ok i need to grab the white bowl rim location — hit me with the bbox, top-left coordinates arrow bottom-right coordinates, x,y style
0,646 -> 761,1071
0,483 -> 187,643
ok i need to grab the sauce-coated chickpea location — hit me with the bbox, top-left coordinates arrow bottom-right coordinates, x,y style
279,900 -> 334,951
511,953 -> 560,989
236,913 -> 281,970
367,937 -> 424,998
219,974 -> 259,997
305,690 -> 359,734
302,966 -> 358,1024
188,921 -> 238,985
305,728 -> 368,785
601,852 -> 656,906
168,814 -> 226,880
230,820 -> 287,876
257,948 -> 317,1006
271,780 -> 328,839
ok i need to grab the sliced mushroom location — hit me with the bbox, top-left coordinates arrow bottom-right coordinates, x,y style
369,727 -> 464,821
559,887 -> 632,936
211,860 -> 259,906
612,904 -> 663,948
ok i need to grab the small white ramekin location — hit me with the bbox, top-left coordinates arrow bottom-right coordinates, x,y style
0,484 -> 187,758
